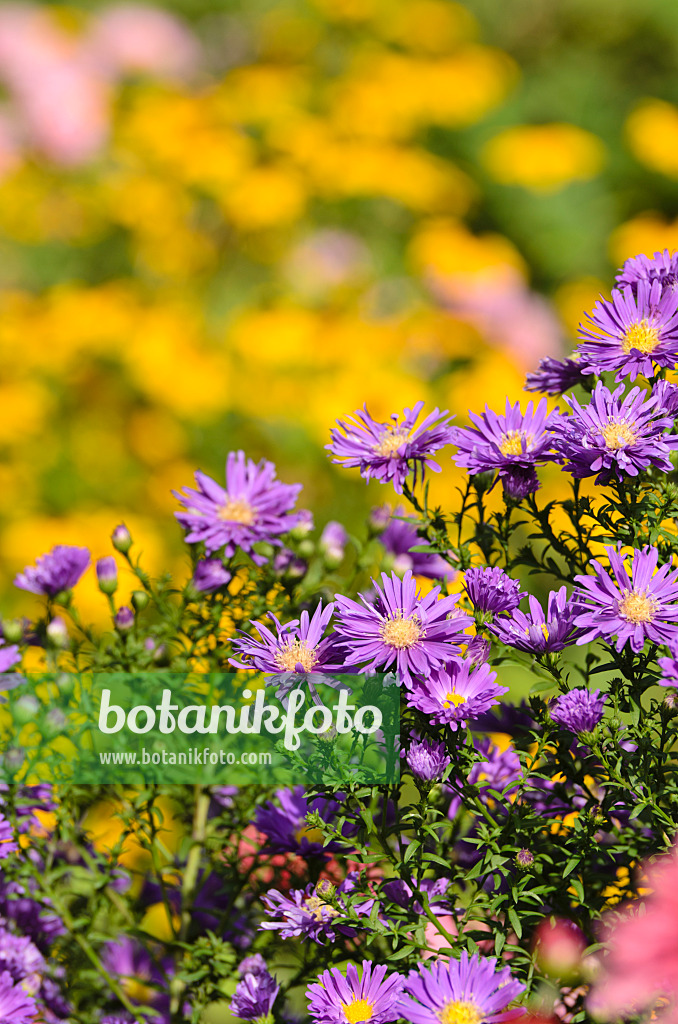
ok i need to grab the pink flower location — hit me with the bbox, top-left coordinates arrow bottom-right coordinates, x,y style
86,4 -> 200,80
588,844 -> 678,1022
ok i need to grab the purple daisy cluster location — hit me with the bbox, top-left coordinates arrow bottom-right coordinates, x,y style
550,688 -> 607,735
14,545 -> 90,597
489,587 -> 583,655
464,566 -> 525,617
231,955 -> 279,1021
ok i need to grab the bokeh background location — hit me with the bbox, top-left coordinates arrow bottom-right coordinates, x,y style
3,0 -> 678,621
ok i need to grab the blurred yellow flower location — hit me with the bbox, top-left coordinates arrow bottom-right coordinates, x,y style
482,123 -> 606,192
221,163 -> 307,230
609,214 -> 678,270
409,218 -> 526,278
626,99 -> 678,177
554,277 -> 608,337
374,0 -> 477,53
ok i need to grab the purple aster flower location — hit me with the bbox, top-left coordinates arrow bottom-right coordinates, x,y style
501,465 -> 541,501
488,586 -> 582,654
615,249 -> 678,292
574,545 -> 678,653
327,401 -> 455,494
174,451 -> 303,564
232,967 -> 279,1021
0,816 -> 17,860
306,960 -> 403,1024
0,971 -> 37,1024
405,736 -> 451,782
254,787 -> 342,858
407,658 -> 508,730
380,507 -> 456,580
450,398 -> 561,491
320,522 -> 348,565
192,558 -> 232,593
398,954 -> 525,1024
653,378 -> 678,417
464,566 -> 525,616
464,635 -> 491,667
260,879 -> 369,944
334,571 -> 471,687
524,356 -> 588,396
14,545 -> 90,597
239,955 -> 268,977
230,602 -> 345,694
575,279 -> 678,381
0,929 -> 44,987
552,381 -> 678,484
550,688 -> 607,734
0,642 -> 20,674
658,641 -> 678,687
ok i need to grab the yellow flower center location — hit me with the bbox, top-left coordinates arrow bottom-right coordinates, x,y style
621,320 -> 660,355
440,1000 -> 482,1024
303,895 -> 339,921
618,589 -> 659,624
294,824 -> 325,845
380,613 -> 423,648
373,428 -> 410,458
219,498 -> 255,525
443,690 -> 466,708
601,422 -> 637,450
274,640 -> 318,672
499,430 -> 529,456
341,999 -> 374,1024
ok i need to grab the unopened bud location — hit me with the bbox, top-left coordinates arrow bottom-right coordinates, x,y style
114,606 -> 134,632
516,848 -> 534,871
12,694 -> 40,725
111,524 -> 132,554
315,879 -> 336,899
96,557 -> 118,595
46,616 -> 68,648
1,620 -> 23,645
289,510 -> 314,540
131,590 -> 149,612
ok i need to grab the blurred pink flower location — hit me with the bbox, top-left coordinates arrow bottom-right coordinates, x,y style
285,229 -> 371,298
85,4 -> 200,80
534,918 -> 586,983
430,266 -> 564,370
0,4 -> 109,165
0,108 -> 22,179
588,844 -> 678,1023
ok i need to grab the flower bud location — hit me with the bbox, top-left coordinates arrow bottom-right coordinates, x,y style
297,539 -> 315,559
114,606 -> 135,632
44,708 -> 67,738
46,616 -> 68,648
96,556 -> 118,595
515,848 -> 534,871
289,509 -> 314,540
111,524 -> 132,554
319,521 -> 347,567
369,504 -> 392,535
191,559 -> 231,594
131,590 -> 149,612
315,879 -> 336,899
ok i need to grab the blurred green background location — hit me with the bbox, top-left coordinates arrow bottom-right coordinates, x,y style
2,0 -> 678,624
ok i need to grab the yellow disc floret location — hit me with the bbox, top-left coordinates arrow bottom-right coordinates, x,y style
499,430 -> 529,456
440,1000 -> 482,1024
373,428 -> 411,458
621,320 -> 660,355
274,640 -> 318,672
219,498 -> 255,524
601,421 -> 637,450
618,589 -> 659,624
380,612 -> 423,648
341,999 -> 374,1024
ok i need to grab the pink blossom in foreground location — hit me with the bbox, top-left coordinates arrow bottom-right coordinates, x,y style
588,844 -> 678,1022
85,4 -> 200,80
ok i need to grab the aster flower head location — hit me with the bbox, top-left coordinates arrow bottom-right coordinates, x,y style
615,249 -> 678,292
260,879 -> 367,945
658,641 -> 678,687
524,356 -> 588,396
320,521 -> 348,565
174,451 -> 303,564
489,586 -> 582,654
254,786 -> 341,858
399,953 -> 525,1024
451,397 -> 561,490
550,688 -> 607,735
575,278 -> 678,381
14,545 -> 90,597
239,955 -> 268,978
230,601 -> 345,698
192,558 -> 231,593
552,381 -> 678,484
327,401 -> 455,494
464,566 -> 525,616
380,507 -> 456,580
334,570 -> 471,687
0,815 -> 18,860
306,960 -> 403,1024
231,967 -> 279,1022
654,378 -> 678,417
407,658 -> 508,730
0,929 -> 44,987
405,736 -> 451,782
0,970 -> 38,1024
574,545 -> 678,653
0,641 -> 20,674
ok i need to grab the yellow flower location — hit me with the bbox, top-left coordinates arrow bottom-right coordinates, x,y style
409,218 -> 526,278
482,123 -> 606,192
221,164 -> 307,230
554,277 -> 608,338
374,0 -> 477,53
626,99 -> 678,177
609,214 -> 678,270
